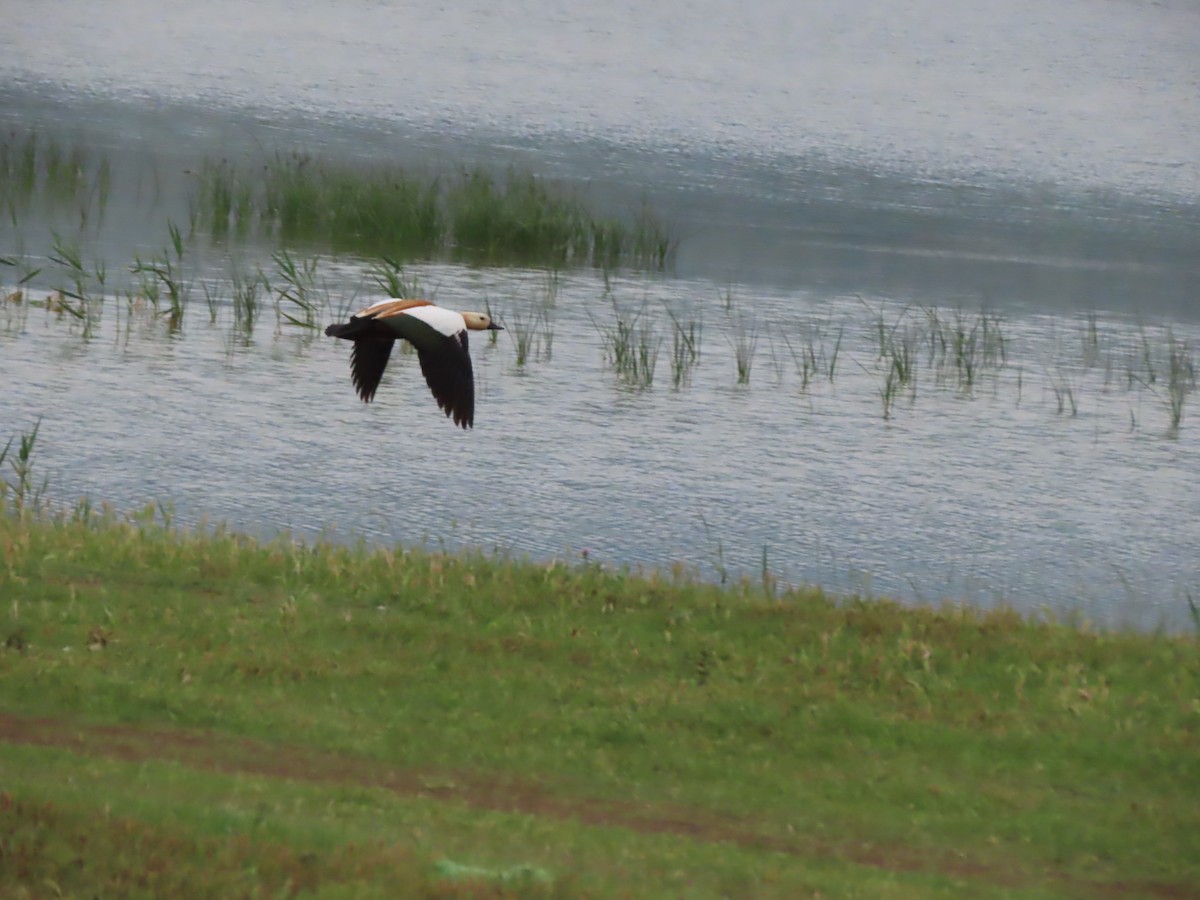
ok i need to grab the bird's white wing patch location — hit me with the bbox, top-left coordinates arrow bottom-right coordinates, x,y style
401,304 -> 467,339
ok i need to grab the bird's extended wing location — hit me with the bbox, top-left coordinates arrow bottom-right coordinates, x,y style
349,337 -> 396,402
416,331 -> 475,428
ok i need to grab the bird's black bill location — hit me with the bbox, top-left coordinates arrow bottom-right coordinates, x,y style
488,322 -> 504,330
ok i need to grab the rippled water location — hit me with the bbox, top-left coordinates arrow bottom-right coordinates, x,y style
5,267 -> 1198,630
2,0 -> 1198,629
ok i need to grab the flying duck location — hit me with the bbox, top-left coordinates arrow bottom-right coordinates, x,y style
325,298 -> 502,429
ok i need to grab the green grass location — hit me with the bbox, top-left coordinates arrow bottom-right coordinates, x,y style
1,498 -> 1198,897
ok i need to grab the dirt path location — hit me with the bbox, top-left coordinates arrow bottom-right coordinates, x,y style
0,712 -> 1191,898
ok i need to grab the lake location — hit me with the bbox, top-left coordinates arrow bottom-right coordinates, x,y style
2,0 -> 1198,629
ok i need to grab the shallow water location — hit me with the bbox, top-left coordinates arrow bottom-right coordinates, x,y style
4,267 -> 1198,630
2,0 -> 1199,629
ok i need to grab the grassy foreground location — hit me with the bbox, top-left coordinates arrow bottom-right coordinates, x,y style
0,507 -> 1198,898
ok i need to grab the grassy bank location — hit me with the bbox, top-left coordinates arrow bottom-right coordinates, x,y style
1,501 -> 1197,898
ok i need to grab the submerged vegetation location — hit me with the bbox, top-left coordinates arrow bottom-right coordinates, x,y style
594,297 -> 662,387
1,427 -> 1199,896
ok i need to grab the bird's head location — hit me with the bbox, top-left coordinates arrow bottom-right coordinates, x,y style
462,312 -> 504,331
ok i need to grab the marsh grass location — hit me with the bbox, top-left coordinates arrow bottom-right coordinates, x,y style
0,130 -> 112,228
192,158 -> 254,239
367,256 -> 421,300
131,222 -> 189,331
261,153 -> 443,257
728,316 -> 758,385
1050,369 -> 1079,416
509,305 -> 553,367
47,231 -> 105,338
1080,311 -> 1102,369
595,298 -> 660,387
190,154 -> 676,270
1137,324 -> 1158,385
272,248 -> 323,331
447,168 -> 586,266
2,487 -> 1199,897
783,319 -> 843,390
877,327 -> 919,418
229,264 -> 268,337
920,307 -> 1007,393
665,307 -> 702,388
1165,332 -> 1195,431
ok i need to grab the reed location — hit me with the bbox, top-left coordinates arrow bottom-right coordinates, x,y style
665,307 -> 701,389
0,130 -> 112,228
1050,369 -> 1079,416
367,256 -> 421,300
193,159 -> 254,239
894,328 -> 918,388
189,154 -> 675,270
0,251 -> 43,292
272,248 -> 322,330
728,316 -> 758,385
629,200 -> 676,271
262,153 -> 445,257
1081,311 -> 1101,368
1165,332 -> 1195,431
537,308 -> 555,362
0,130 -> 39,219
508,305 -> 543,367
131,222 -> 189,331
595,299 -> 660,387
1137,324 -> 1158,385
449,168 -> 589,266
48,231 -> 105,339
230,264 -> 267,337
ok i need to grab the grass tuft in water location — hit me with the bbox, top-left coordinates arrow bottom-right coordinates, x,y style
229,264 -> 268,338
665,307 -> 702,389
131,221 -> 189,331
728,316 -> 758,385
783,319 -> 844,390
1050,369 -> 1079,417
1165,332 -> 1195,432
272,248 -> 322,331
47,231 -> 102,337
367,256 -> 421,300
595,298 -> 661,387
509,305 -> 554,367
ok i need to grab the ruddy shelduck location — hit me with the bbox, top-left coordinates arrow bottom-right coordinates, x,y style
325,298 -> 502,429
